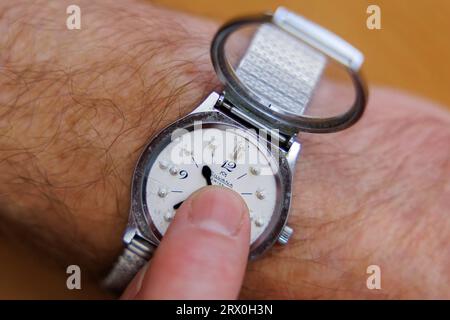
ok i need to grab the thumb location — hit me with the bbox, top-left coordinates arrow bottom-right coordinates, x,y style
122,186 -> 251,299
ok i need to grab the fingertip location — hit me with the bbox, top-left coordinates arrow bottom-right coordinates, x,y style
134,186 -> 251,299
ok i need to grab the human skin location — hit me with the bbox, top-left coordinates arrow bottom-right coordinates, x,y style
0,0 -> 449,299
122,186 -> 251,299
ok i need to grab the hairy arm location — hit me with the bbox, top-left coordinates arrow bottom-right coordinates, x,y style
0,0 -> 218,267
0,0 -> 449,299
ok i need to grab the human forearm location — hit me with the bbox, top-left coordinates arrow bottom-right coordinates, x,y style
0,0 -> 218,270
0,0 -> 449,299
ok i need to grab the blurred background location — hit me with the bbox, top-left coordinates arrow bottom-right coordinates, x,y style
1,0 -> 449,299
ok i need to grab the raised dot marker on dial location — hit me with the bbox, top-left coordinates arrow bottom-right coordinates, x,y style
250,166 -> 261,176
164,210 -> 174,222
184,148 -> 193,156
256,188 -> 266,200
159,160 -> 169,170
157,187 -> 168,198
169,166 -> 178,176
255,217 -> 265,227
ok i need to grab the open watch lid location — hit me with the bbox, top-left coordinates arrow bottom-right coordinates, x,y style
210,7 -> 368,135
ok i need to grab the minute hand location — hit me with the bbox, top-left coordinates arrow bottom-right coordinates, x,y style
173,165 -> 213,210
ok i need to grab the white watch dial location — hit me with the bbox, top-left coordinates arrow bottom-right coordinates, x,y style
145,127 -> 279,244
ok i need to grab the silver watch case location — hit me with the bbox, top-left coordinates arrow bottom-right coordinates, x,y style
125,92 -> 300,260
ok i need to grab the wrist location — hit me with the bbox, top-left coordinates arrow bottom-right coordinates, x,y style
242,88 -> 450,299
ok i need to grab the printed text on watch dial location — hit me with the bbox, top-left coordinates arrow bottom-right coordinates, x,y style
145,127 -> 278,243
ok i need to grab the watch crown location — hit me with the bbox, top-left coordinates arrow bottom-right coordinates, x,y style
277,225 -> 294,245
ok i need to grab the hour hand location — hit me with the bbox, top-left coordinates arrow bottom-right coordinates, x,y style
202,165 -> 212,186
174,166 -> 212,210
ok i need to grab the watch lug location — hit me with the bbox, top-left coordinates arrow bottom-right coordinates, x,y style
191,91 -> 221,114
122,222 -> 155,259
122,215 -> 153,246
286,138 -> 302,175
123,225 -> 138,245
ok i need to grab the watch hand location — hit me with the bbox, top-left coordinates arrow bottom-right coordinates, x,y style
173,166 -> 213,210
173,201 -> 183,210
202,165 -> 212,185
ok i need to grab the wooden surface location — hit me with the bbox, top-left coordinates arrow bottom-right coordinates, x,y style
0,0 -> 449,299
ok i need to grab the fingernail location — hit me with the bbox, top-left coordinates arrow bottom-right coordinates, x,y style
135,262 -> 149,293
188,187 -> 247,236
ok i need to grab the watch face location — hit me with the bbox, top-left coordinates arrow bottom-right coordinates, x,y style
142,122 -> 283,247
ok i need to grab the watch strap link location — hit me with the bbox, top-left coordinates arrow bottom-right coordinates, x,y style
102,235 -> 155,294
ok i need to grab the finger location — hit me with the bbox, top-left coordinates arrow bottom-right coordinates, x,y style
124,186 -> 251,299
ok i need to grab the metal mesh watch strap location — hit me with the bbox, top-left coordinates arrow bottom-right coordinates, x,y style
102,236 -> 155,294
235,23 -> 327,117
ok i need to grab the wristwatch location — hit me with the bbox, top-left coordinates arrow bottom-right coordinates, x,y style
103,7 -> 367,293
